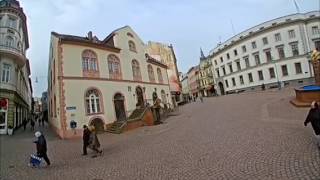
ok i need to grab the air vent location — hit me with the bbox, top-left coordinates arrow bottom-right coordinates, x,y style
272,22 -> 277,26
259,27 -> 265,30
249,31 -> 253,34
309,15 -> 315,18
285,18 -> 292,22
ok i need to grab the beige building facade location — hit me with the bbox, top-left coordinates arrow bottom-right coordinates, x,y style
48,26 -> 173,138
146,42 -> 182,105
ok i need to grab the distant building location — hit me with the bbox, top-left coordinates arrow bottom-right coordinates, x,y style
187,66 -> 200,98
198,49 -> 215,97
41,91 -> 48,112
146,42 -> 182,106
0,0 -> 32,134
208,11 -> 320,95
33,97 -> 41,115
180,73 -> 190,102
48,26 -> 173,138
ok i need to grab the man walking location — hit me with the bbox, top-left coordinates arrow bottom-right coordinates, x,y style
304,101 -> 320,149
34,131 -> 51,166
82,125 -> 90,156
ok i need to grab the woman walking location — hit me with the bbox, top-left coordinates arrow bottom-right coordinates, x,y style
304,101 -> 320,149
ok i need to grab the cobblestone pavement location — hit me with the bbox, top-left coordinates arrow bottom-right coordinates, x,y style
1,89 -> 320,180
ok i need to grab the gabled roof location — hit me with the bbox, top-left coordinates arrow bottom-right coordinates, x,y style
51,32 -> 121,52
146,54 -> 168,68
101,25 -> 130,44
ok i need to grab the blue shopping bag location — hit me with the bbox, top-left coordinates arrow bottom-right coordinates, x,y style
29,154 -> 42,167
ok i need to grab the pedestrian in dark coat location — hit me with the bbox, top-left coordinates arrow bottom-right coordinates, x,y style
88,126 -> 102,158
304,101 -> 320,148
34,131 -> 51,165
30,119 -> 35,131
82,125 -> 90,155
23,118 -> 27,131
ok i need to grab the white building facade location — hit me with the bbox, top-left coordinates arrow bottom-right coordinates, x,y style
0,0 -> 32,134
210,11 -> 320,95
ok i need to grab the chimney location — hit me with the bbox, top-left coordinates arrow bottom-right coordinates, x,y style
87,31 -> 93,40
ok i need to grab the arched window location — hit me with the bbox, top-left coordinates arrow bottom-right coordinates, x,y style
108,54 -> 122,79
82,50 -> 98,71
85,89 -> 102,114
157,68 -> 163,83
6,36 -> 14,48
132,59 -> 141,81
128,40 -> 137,52
148,64 -> 155,82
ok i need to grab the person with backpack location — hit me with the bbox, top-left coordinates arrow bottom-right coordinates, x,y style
304,101 -> 320,149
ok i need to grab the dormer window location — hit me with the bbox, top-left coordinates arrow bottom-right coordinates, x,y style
128,40 -> 137,52
127,32 -> 134,38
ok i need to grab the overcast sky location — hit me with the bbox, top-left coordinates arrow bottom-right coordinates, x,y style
20,0 -> 318,97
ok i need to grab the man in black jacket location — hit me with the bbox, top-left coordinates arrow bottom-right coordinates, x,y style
34,131 -> 51,166
82,125 -> 90,155
304,101 -> 320,149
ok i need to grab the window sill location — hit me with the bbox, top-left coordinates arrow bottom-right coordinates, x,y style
86,112 -> 104,116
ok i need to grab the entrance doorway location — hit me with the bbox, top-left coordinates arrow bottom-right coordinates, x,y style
113,93 -> 126,121
89,118 -> 104,133
218,82 -> 225,95
0,110 -> 7,134
136,87 -> 144,107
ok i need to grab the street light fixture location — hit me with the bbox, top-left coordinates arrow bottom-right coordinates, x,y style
272,57 -> 281,90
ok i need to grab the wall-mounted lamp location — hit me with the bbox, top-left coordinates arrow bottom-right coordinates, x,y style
128,86 -> 132,92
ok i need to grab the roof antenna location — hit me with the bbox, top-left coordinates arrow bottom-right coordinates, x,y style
293,0 -> 300,13
230,19 -> 236,36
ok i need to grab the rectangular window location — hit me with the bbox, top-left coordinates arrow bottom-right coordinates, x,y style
275,33 -> 281,42
227,53 -> 230,59
254,54 -> 260,65
248,73 -> 253,83
222,67 -> 226,75
312,26 -> 320,35
228,64 -> 233,73
262,37 -> 268,45
232,78 -> 236,86
216,69 -> 220,77
239,75 -> 244,85
288,30 -> 296,38
214,60 -> 217,65
244,57 -> 250,68
277,47 -> 285,59
1,63 -> 11,83
7,17 -> 17,29
295,62 -> 302,74
252,41 -> 257,49
269,68 -> 275,79
258,70 -> 264,80
225,79 -> 229,88
265,51 -> 272,62
281,65 -> 288,76
234,49 -> 238,56
291,43 -> 299,56
236,61 -> 241,71
315,41 -> 320,51
220,57 -> 223,63
242,45 -> 247,53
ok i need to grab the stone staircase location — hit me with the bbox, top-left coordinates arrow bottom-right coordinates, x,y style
106,108 -> 147,134
106,121 -> 126,134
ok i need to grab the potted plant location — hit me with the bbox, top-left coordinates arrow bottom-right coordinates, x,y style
7,125 -> 13,135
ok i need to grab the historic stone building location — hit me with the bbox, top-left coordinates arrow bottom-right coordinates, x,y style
0,0 -> 32,134
48,26 -> 173,138
198,49 -> 215,97
209,11 -> 320,95
146,41 -> 182,106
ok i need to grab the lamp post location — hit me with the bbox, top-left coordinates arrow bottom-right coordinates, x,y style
272,57 -> 281,90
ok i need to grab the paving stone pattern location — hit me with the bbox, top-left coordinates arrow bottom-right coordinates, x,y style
0,89 -> 319,180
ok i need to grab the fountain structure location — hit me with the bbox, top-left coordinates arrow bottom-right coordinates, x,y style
291,49 -> 320,107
